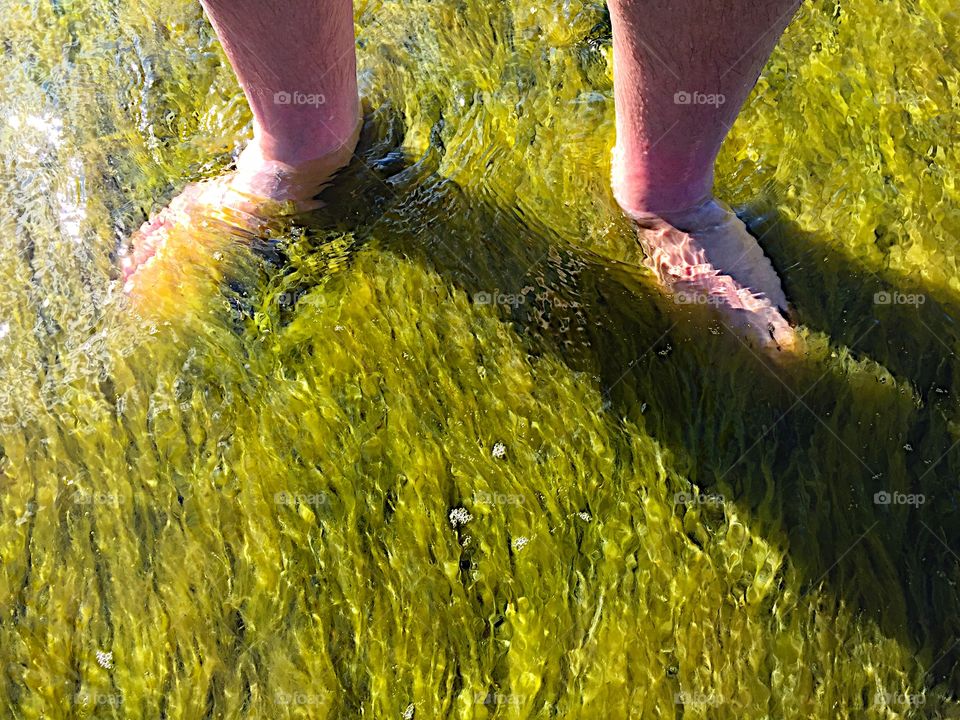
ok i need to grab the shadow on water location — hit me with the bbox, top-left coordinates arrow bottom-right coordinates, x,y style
309,104 -> 960,695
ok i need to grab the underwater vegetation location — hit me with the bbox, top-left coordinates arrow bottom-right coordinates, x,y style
1,0 -> 960,717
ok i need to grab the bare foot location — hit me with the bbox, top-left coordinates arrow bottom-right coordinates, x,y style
628,199 -> 796,352
121,130 -> 358,293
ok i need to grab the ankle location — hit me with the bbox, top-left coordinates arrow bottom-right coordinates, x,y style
612,177 -> 714,222
230,118 -> 361,202
611,144 -> 715,219
252,97 -> 362,166
623,198 -> 748,249
256,126 -> 360,168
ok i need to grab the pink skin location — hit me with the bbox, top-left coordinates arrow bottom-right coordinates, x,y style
609,0 -> 802,350
123,0 -> 361,287
127,0 -> 801,352
198,0 -> 360,168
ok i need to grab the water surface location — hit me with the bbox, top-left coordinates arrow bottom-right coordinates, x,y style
1,0 -> 959,717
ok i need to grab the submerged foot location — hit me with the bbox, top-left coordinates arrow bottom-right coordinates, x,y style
121,132 -> 358,293
627,199 -> 795,352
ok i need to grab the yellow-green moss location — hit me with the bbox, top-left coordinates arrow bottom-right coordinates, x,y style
1,0 -> 959,718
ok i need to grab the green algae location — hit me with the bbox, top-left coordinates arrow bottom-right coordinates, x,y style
1,0 -> 960,718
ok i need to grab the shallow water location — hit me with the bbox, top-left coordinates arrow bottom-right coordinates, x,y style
1,0 -> 960,718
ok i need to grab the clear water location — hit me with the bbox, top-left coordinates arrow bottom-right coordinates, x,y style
1,0 -> 959,717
